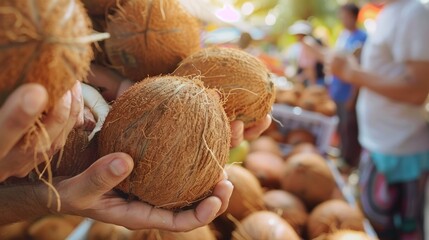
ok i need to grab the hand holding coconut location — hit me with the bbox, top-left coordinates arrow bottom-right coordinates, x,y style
0,152 -> 233,231
0,82 -> 84,182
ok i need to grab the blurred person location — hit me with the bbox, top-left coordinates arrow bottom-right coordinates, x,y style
327,0 -> 429,239
331,3 -> 367,169
286,20 -> 325,86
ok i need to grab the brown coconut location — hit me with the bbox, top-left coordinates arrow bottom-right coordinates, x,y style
105,0 -> 201,81
231,211 -> 300,240
285,143 -> 319,161
262,122 -> 285,143
81,0 -> 119,16
174,47 -> 275,127
275,89 -> 299,106
263,190 -> 308,237
224,165 -> 265,221
280,153 -> 335,209
285,129 -> 316,146
0,221 -> 31,240
98,76 -> 230,209
244,152 -> 284,189
51,128 -> 99,177
0,0 -> 93,109
27,216 -> 75,240
88,221 -> 132,240
307,200 -> 365,239
316,100 -> 337,117
326,230 -> 373,240
132,226 -> 216,240
249,136 -> 283,157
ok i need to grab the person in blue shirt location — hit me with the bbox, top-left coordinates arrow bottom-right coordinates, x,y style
330,3 -> 367,169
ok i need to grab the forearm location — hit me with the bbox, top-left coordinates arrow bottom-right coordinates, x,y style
349,69 -> 427,105
0,183 -> 49,225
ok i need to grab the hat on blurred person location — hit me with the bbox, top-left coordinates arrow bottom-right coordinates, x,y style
288,20 -> 312,35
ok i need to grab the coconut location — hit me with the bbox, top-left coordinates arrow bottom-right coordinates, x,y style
231,211 -> 300,240
88,221 -> 132,240
27,216 -> 75,240
105,0 -> 201,81
132,226 -> 216,240
81,0 -> 118,16
262,122 -> 285,143
224,165 -> 265,221
244,152 -> 284,189
316,99 -> 337,117
280,153 -> 335,209
51,128 -> 99,177
275,89 -> 298,106
0,222 -> 31,240
249,136 -> 283,157
284,142 -> 319,161
174,47 -> 275,127
285,129 -> 316,146
0,0 -> 94,109
307,200 -> 365,239
326,230 -> 373,240
98,76 -> 230,209
263,190 -> 308,237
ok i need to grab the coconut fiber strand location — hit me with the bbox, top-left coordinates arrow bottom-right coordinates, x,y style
175,47 -> 276,127
105,0 -> 201,81
0,0 -> 93,108
99,76 -> 230,210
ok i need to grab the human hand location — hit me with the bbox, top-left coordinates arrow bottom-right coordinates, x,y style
325,52 -> 359,83
36,153 -> 233,231
0,81 -> 83,181
230,115 -> 272,148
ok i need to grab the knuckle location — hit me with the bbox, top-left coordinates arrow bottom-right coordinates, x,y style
89,172 -> 110,190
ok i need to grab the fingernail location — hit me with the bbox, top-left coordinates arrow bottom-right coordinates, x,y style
225,180 -> 234,189
109,159 -> 128,176
22,86 -> 47,115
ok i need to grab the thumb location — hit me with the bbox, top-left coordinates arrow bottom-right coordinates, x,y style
63,153 -> 134,204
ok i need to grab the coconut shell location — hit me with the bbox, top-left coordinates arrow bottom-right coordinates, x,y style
249,136 -> 283,157
88,221 -> 132,240
174,47 -> 275,127
105,0 -> 201,81
231,211 -> 300,240
326,230 -> 373,240
263,190 -> 308,237
284,143 -> 319,161
307,200 -> 365,239
280,153 -> 335,209
244,152 -> 284,189
51,128 -> 99,177
0,0 -> 93,109
99,76 -> 230,209
132,226 -> 216,240
224,165 -> 265,221
284,129 -> 316,146
27,216 -> 75,240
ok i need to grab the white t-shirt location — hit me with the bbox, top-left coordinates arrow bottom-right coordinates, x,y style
357,0 -> 429,155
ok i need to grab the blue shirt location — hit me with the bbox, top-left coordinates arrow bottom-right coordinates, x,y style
330,29 -> 367,103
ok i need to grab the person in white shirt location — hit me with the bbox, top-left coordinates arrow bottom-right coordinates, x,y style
328,0 -> 429,239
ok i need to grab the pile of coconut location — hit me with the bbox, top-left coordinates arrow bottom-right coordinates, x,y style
276,85 -> 337,117
211,134 -> 375,240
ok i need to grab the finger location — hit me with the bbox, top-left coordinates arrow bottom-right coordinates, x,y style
73,81 -> 84,128
213,179 -> 234,217
0,84 -> 48,158
38,91 -> 72,151
60,153 -> 133,206
230,121 -> 244,148
53,82 -> 83,150
243,115 -> 272,141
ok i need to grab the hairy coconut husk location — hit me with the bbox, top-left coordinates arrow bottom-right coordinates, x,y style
326,230 -> 374,240
307,200 -> 365,239
249,136 -> 283,157
105,0 -> 201,81
99,76 -> 230,209
263,190 -> 308,237
231,211 -> 300,240
174,47 -> 275,127
0,0 -> 94,109
50,129 -> 99,177
244,152 -> 283,189
285,129 -> 316,146
81,0 -> 119,16
132,226 -> 216,240
27,216 -> 75,240
280,153 -> 335,209
88,221 -> 132,240
224,165 -> 265,221
0,222 -> 31,240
